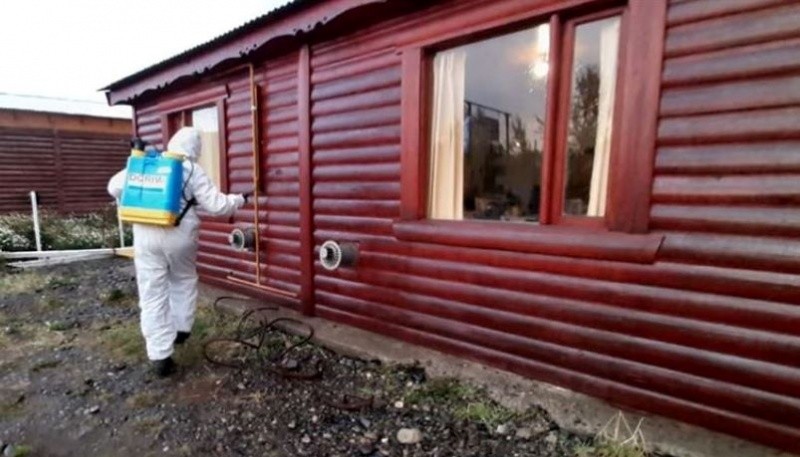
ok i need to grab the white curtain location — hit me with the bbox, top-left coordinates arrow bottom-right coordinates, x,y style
198,131 -> 221,188
192,107 -> 222,188
586,18 -> 620,217
428,49 -> 466,220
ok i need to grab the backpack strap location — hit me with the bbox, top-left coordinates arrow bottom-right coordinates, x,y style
174,198 -> 197,227
173,161 -> 196,227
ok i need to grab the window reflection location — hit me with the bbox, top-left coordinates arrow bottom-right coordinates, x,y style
563,16 -> 620,217
429,24 -> 550,223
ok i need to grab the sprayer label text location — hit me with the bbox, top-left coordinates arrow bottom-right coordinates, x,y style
127,173 -> 166,189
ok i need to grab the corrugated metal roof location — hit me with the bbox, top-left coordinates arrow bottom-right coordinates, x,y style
0,93 -> 132,119
101,0 -> 315,92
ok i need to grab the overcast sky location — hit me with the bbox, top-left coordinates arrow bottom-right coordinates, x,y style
0,0 -> 291,106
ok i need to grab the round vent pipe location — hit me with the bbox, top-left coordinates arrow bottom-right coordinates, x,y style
319,240 -> 358,271
228,227 -> 256,252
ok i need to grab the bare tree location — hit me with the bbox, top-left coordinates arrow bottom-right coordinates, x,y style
568,64 -> 600,156
509,115 -> 532,155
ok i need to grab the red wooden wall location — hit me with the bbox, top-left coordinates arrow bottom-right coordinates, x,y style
135,59 -> 305,308
258,52 -> 304,303
0,126 -> 129,214
127,0 -> 800,451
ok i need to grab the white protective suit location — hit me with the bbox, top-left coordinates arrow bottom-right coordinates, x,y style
108,127 -> 245,361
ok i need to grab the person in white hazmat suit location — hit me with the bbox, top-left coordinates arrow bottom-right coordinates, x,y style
108,127 -> 248,376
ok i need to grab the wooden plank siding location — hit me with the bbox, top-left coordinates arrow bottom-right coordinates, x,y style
307,2 -> 800,450
149,60 -> 305,307
0,126 -> 130,213
122,0 -> 800,451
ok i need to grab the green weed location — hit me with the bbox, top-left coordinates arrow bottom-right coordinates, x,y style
404,378 -> 479,405
6,444 -> 32,457
45,320 -> 72,331
401,377 -> 520,430
47,276 -> 78,289
454,401 -> 516,430
105,288 -> 126,302
103,288 -> 136,307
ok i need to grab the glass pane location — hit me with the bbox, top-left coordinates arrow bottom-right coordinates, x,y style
428,23 -> 550,223
562,15 -> 620,217
191,106 -> 222,188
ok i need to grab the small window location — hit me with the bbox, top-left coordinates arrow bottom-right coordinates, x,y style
168,106 -> 224,189
191,106 -> 222,189
562,16 -> 620,217
427,9 -> 623,225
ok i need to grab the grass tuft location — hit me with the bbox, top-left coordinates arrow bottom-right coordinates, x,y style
574,411 -> 648,457
404,378 -> 479,405
43,295 -> 62,310
454,401 -> 516,430
574,439 -> 646,457
7,445 -> 32,457
0,315 -> 60,352
173,306 -> 239,367
104,288 -> 129,304
47,275 -> 78,289
0,271 -> 50,295
30,359 -> 61,372
99,305 -> 244,365
45,320 -> 72,332
402,377 -> 521,430
0,398 -> 26,421
125,391 -> 161,409
101,321 -> 144,361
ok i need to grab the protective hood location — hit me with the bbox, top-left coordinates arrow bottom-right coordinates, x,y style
167,127 -> 202,161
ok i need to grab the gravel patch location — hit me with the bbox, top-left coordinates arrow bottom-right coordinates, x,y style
0,258 -> 663,457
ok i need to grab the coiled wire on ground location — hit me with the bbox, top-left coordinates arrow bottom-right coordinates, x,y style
203,296 -> 373,410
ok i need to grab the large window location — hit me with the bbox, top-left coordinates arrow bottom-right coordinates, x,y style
427,10 -> 622,225
429,25 -> 549,222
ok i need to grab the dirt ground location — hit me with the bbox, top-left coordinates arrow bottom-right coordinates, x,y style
0,258 -> 657,457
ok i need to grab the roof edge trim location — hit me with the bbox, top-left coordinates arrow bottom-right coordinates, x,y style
105,0 -> 388,105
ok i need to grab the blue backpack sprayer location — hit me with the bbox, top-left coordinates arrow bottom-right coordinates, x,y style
118,138 -> 197,226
